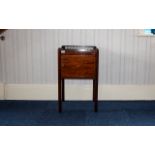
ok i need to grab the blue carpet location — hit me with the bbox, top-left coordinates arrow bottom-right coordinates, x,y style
0,100 -> 155,125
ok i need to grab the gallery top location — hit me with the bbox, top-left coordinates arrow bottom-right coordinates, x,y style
61,45 -> 97,52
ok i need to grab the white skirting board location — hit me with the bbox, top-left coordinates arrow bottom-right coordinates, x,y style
0,84 -> 4,99
1,84 -> 155,100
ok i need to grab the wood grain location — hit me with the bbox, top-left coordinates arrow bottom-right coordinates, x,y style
61,54 -> 96,78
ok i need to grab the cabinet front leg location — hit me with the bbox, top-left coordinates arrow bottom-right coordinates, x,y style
93,79 -> 98,112
62,79 -> 65,102
58,78 -> 62,112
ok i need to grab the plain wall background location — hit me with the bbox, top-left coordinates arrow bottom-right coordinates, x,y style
0,29 -> 155,85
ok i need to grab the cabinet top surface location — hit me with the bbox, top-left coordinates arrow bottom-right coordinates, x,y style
61,45 -> 97,52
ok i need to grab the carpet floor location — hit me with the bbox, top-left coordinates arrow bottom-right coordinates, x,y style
0,100 -> 155,126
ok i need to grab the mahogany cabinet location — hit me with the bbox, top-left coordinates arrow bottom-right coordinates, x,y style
58,45 -> 99,112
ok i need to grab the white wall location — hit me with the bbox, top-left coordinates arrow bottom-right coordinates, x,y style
1,29 -> 155,84
0,40 -> 3,83
1,29 -> 155,100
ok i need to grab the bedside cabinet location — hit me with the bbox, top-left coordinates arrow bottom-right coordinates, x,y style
58,45 -> 99,112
